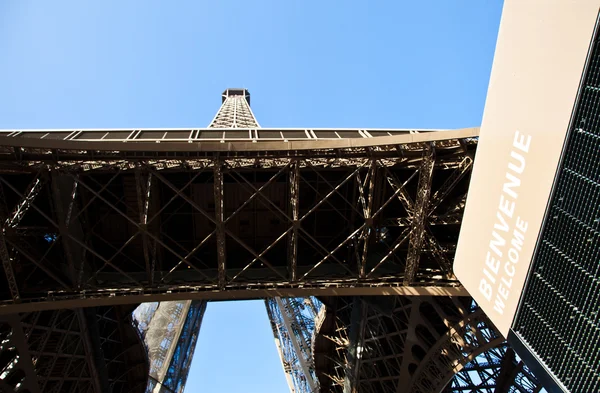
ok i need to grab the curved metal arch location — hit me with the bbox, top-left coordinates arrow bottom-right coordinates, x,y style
408,309 -> 503,393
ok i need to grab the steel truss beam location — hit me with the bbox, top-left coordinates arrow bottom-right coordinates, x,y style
288,160 -> 300,282
404,144 -> 435,284
0,134 -> 476,314
0,286 -> 468,315
214,159 -> 227,289
0,94 -> 481,393
266,297 -> 321,393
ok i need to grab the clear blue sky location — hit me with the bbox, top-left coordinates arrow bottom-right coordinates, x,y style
0,1 -> 504,392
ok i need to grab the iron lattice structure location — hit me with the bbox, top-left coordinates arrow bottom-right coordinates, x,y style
444,344 -> 543,393
0,93 -> 477,314
0,306 -> 148,393
0,89 -> 546,392
312,297 -> 545,393
265,297 -> 322,393
132,300 -> 206,393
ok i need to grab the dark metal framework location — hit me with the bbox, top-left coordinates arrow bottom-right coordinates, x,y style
265,297 -> 322,393
0,306 -> 148,393
444,344 -> 543,393
0,127 -> 477,315
312,296 -> 544,393
0,88 -> 547,393
132,300 -> 206,393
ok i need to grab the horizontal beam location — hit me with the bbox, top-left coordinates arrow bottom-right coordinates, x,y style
0,128 -> 479,153
0,286 -> 469,315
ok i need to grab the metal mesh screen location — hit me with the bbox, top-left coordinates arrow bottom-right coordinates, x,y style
512,19 -> 600,392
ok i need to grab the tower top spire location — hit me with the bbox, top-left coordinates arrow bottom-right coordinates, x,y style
210,88 -> 258,128
221,88 -> 251,106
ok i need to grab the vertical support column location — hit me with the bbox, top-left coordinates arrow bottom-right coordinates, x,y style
214,158 -> 226,289
275,297 -> 318,393
359,161 -> 377,278
135,166 -> 154,285
265,302 -> 298,393
288,160 -> 300,282
343,297 -> 367,393
0,315 -> 41,393
51,171 -> 79,287
0,173 -> 47,301
0,231 -> 19,301
76,308 -> 110,393
404,144 -> 434,285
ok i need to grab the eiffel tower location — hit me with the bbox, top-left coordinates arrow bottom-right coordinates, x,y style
0,89 -> 544,392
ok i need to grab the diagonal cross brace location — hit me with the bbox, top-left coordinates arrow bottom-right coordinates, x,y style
404,144 -> 435,285
4,172 -> 45,229
135,167 -> 154,285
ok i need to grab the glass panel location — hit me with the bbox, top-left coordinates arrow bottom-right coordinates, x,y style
103,131 -> 133,140
198,131 -> 223,139
336,131 -> 362,138
138,131 -> 167,139
258,131 -> 282,139
224,131 -> 250,139
314,131 -> 339,139
78,131 -> 107,140
282,131 -> 309,139
43,132 -> 71,140
164,131 -> 192,139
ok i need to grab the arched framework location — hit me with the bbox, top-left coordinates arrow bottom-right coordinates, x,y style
312,297 -> 544,393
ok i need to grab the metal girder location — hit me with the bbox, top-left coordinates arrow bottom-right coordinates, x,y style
427,155 -> 473,215
4,172 -> 44,229
51,171 -> 80,286
0,148 -> 472,313
0,315 -> 42,393
0,230 -> 19,300
135,167 -> 154,285
214,159 -> 227,289
289,161 -> 300,282
266,299 -> 299,393
38,312 -> 78,392
404,144 -> 435,285
494,348 -> 521,393
267,297 -> 321,393
357,162 -> 377,278
424,228 -> 453,276
343,298 -> 368,393
150,167 -> 283,281
75,308 -> 110,393
277,297 -> 317,392
2,174 -> 139,288
6,234 -> 70,289
71,172 -> 211,285
0,286 -> 468,316
384,167 -> 414,213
